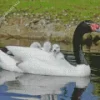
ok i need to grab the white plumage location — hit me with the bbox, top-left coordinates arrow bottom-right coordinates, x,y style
52,44 -> 64,59
30,42 -> 41,49
0,45 -> 91,77
42,41 -> 51,52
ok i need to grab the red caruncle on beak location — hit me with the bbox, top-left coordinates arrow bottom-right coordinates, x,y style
90,23 -> 100,31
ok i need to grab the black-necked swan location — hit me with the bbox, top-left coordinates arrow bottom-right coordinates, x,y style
0,20 -> 100,76
30,42 -> 41,49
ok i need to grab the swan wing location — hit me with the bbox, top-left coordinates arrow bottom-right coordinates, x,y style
18,59 -> 90,76
6,46 -> 57,64
17,58 -> 67,76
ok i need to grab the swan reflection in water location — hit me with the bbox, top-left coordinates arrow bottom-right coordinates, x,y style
0,70 -> 99,100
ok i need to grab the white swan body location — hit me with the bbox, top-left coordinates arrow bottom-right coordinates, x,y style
6,46 -> 56,63
0,46 -> 91,77
18,59 -> 90,76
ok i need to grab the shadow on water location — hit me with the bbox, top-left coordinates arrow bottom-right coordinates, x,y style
0,52 -> 100,100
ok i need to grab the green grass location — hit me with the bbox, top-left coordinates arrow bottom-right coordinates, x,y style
0,0 -> 100,23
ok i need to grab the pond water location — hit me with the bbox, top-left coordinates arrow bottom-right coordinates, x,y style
0,52 -> 100,100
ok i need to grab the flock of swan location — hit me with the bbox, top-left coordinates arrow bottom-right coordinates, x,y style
30,41 -> 64,59
0,20 -> 100,77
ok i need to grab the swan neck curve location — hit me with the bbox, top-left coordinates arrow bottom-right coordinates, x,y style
73,26 -> 88,65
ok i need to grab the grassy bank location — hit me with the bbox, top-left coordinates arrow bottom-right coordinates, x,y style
0,0 -> 100,23
0,0 -> 100,52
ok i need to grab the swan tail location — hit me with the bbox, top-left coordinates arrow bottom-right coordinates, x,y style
0,50 -> 23,72
0,47 -> 14,56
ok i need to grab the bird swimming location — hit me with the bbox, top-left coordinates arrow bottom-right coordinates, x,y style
0,20 -> 100,76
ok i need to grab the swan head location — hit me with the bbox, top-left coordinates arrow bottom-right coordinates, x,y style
30,42 -> 41,49
52,44 -> 60,54
75,20 -> 100,34
43,41 -> 51,52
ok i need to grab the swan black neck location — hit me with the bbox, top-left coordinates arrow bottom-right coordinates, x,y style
73,21 -> 92,65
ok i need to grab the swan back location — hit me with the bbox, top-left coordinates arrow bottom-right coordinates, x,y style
6,46 -> 56,63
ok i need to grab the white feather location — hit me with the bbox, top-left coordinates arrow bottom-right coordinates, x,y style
30,42 -> 41,49
0,46 -> 91,76
42,41 -> 51,52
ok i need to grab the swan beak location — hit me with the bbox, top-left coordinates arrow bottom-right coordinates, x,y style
95,28 -> 100,32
